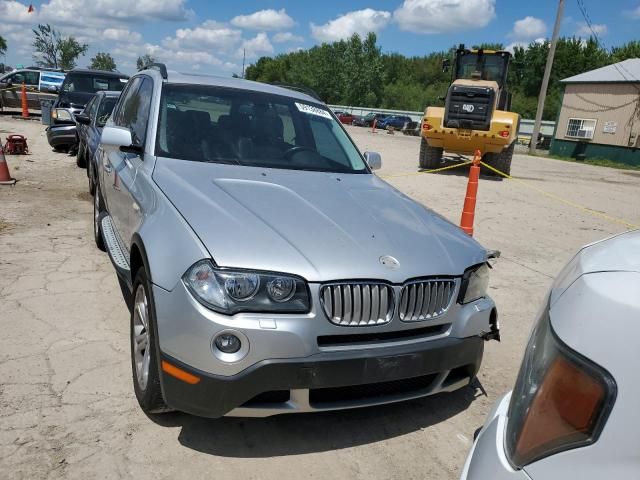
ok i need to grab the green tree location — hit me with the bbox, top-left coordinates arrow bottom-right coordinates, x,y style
32,24 -> 88,70
611,41 -> 640,63
136,54 -> 156,70
90,52 -> 116,71
0,35 -> 7,56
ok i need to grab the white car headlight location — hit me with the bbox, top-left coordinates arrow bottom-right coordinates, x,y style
54,108 -> 73,122
460,263 -> 490,304
183,260 -> 310,315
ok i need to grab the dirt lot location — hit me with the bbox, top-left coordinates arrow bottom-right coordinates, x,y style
1,117 -> 638,480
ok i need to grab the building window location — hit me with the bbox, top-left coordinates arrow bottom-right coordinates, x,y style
565,118 -> 596,139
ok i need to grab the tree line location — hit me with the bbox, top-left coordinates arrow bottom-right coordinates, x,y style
0,25 -> 156,73
246,33 -> 640,121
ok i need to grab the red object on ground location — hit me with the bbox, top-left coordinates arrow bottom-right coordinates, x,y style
5,135 -> 29,155
372,119 -> 377,133
460,150 -> 482,236
21,83 -> 29,118
0,146 -> 16,185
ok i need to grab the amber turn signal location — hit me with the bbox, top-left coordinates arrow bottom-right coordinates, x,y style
513,355 -> 607,466
161,360 -> 201,385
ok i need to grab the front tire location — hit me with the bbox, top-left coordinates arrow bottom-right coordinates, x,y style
93,183 -> 106,251
483,142 -> 515,177
419,138 -> 444,170
131,268 -> 170,414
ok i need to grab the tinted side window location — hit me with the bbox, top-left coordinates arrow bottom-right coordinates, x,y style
84,97 -> 98,119
113,78 -> 140,128
114,77 -> 153,147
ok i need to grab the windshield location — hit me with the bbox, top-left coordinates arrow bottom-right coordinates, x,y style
97,97 -> 118,126
156,84 -> 368,174
456,53 -> 508,86
62,75 -> 127,94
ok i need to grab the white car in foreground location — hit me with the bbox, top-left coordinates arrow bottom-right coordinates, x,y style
461,230 -> 640,479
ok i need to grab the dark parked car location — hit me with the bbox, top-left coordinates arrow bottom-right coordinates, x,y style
46,69 -> 128,152
352,112 -> 388,127
75,90 -> 120,194
377,115 -> 413,130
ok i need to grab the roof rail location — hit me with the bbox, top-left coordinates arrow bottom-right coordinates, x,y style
142,63 -> 168,80
271,82 -> 321,101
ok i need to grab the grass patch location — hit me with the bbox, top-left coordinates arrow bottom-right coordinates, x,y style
530,151 -> 640,171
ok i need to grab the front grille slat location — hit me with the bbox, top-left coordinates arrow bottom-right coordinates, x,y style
399,279 -> 455,322
321,282 -> 393,327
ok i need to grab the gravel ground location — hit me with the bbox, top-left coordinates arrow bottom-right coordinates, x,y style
1,117 -> 638,480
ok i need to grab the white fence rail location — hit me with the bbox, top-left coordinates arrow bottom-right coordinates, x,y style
327,104 -> 556,137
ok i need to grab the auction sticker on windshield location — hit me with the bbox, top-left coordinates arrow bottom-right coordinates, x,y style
295,102 -> 332,120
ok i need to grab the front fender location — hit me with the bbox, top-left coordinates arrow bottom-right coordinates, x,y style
132,185 -> 210,290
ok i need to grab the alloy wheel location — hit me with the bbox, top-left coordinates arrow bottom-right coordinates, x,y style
132,284 -> 151,392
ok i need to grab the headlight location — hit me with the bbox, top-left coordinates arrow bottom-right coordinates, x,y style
505,304 -> 616,468
183,260 -> 310,315
459,263 -> 490,303
53,108 -> 73,122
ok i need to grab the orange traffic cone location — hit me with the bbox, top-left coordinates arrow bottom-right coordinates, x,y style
0,146 -> 16,185
460,150 -> 482,236
21,83 -> 29,119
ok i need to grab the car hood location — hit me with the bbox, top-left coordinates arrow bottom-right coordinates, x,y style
153,158 -> 487,283
550,229 -> 640,305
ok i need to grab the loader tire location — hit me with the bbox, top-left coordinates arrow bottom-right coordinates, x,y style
419,138 -> 444,170
483,142 -> 514,177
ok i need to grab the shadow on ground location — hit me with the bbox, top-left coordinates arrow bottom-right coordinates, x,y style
149,385 -> 480,458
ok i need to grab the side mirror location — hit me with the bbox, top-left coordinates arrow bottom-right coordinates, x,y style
364,151 -> 382,171
46,85 -> 59,93
101,126 -> 142,154
75,113 -> 91,125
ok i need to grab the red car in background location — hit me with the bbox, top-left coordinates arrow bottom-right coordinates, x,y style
336,111 -> 356,125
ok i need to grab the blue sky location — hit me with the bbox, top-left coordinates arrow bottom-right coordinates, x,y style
1,0 -> 639,74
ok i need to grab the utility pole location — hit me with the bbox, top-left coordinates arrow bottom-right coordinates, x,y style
529,0 -> 564,155
241,48 -> 246,78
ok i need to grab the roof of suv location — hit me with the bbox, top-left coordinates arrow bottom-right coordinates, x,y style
66,69 -> 129,78
144,69 -> 320,104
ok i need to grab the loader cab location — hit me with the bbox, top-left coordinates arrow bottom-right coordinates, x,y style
454,48 -> 510,89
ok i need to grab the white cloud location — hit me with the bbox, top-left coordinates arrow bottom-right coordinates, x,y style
575,22 -> 608,37
394,0 -> 495,34
273,32 -> 304,43
510,16 -> 546,40
231,9 -> 294,31
241,33 -> 274,58
311,9 -> 391,42
41,0 -> 191,24
505,38 -> 546,53
103,28 -> 142,43
163,21 -> 243,51
630,6 -> 640,18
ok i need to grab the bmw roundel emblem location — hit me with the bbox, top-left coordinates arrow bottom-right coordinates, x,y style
379,255 -> 400,269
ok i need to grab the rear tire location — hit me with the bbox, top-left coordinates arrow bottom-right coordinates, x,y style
419,138 -> 444,170
76,142 -> 86,168
93,183 -> 106,251
88,158 -> 96,196
131,268 -> 171,414
483,142 -> 514,177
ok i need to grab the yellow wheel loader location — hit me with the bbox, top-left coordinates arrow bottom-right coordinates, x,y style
420,45 -> 520,175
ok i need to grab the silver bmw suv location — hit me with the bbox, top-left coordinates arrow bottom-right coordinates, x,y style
94,64 -> 499,418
